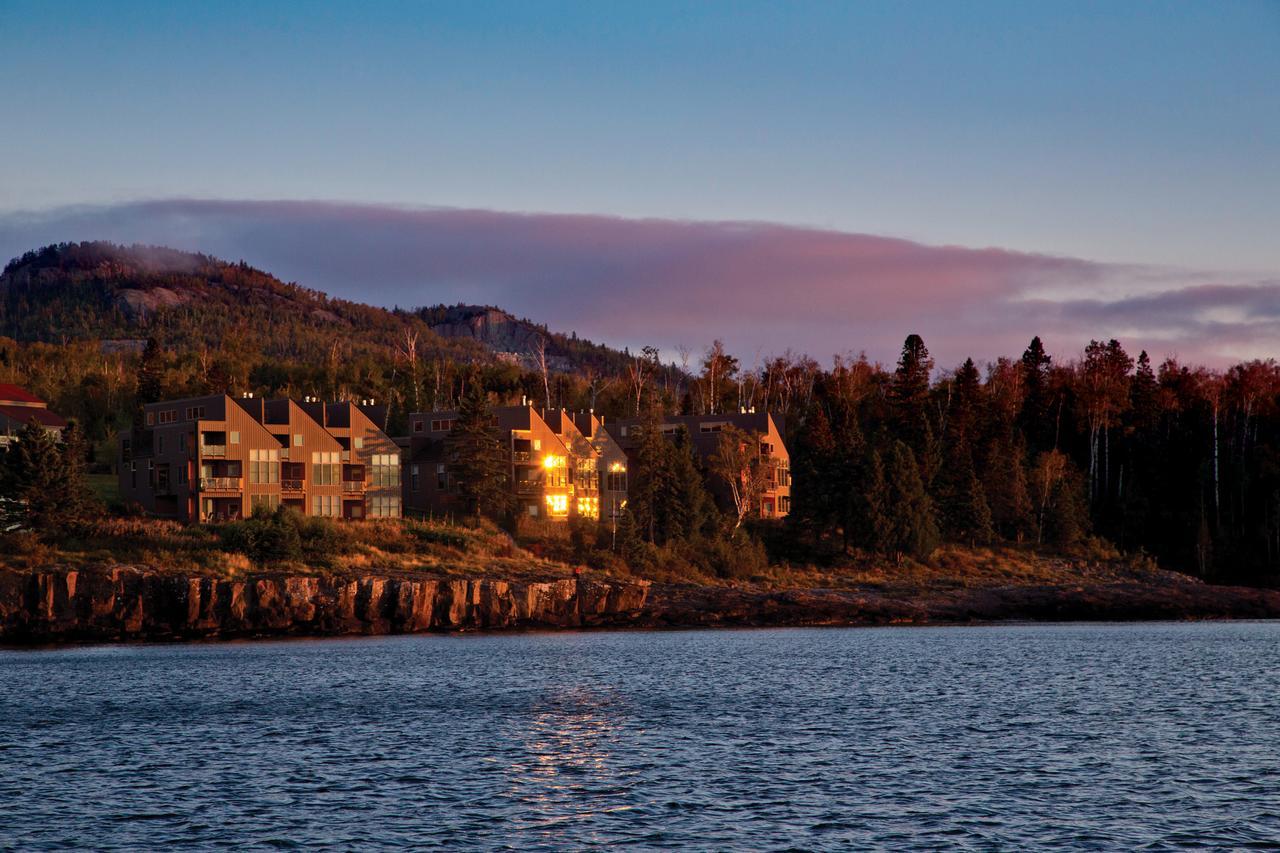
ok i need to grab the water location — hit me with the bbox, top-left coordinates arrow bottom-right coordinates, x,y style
2,623 -> 1279,850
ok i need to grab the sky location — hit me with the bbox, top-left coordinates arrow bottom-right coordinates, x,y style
1,1 -> 1277,368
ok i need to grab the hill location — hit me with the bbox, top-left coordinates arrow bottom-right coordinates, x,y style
1,241 -> 634,372
0,242 -> 670,442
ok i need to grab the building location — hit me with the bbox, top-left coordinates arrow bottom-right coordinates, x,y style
405,404 -> 607,523
571,411 -> 629,523
0,384 -> 67,447
610,410 -> 792,519
118,394 -> 401,522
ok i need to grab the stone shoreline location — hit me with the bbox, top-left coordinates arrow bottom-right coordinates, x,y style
2,567 -> 1278,645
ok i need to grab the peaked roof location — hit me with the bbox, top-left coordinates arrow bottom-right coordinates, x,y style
0,384 -> 45,405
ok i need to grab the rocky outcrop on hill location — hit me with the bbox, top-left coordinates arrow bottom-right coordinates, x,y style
0,569 -> 650,643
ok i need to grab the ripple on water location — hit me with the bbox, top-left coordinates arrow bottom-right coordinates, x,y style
2,623 -> 1280,849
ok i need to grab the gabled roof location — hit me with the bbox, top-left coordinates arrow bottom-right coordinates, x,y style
0,384 -> 45,405
0,405 -> 66,428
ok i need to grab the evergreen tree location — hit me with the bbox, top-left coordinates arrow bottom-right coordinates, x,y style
446,384 -> 512,520
0,420 -> 97,537
664,426 -> 715,541
891,334 -> 934,457
135,336 -> 164,427
883,440 -> 940,562
855,447 -> 891,554
791,405 -> 838,542
628,401 -> 670,542
937,448 -> 994,546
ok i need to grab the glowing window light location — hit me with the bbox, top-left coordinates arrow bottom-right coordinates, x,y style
545,494 -> 569,515
542,455 -> 564,470
608,462 -> 626,473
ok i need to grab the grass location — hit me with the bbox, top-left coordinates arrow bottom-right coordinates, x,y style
0,511 -> 1177,597
87,473 -> 119,506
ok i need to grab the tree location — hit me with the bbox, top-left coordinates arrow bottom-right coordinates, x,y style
0,420 -> 97,538
883,440 -> 940,562
627,400 -> 670,542
709,425 -> 771,530
446,384 -> 513,520
664,426 -> 716,541
700,340 -> 739,415
891,334 -> 934,456
135,336 -> 163,427
937,447 -> 994,546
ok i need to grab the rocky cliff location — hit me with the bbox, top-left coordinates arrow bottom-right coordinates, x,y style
0,568 -> 650,643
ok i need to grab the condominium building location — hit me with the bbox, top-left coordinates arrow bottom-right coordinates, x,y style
118,394 -> 401,522
404,404 -> 605,522
610,410 -> 793,519
571,411 -> 629,522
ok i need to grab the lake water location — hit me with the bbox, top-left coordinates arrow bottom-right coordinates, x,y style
2,623 -> 1279,850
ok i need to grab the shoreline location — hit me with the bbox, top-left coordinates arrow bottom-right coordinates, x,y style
3,565 -> 1279,647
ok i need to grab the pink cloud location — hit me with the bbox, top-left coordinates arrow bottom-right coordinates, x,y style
1,199 -> 1274,368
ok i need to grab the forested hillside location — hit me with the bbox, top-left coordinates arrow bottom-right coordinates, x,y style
0,242 -> 676,440
4,241 -> 1280,587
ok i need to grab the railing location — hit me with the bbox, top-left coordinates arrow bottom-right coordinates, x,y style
200,444 -> 227,458
515,480 -> 541,495
200,477 -> 242,491
342,480 -> 365,493
512,451 -> 533,463
282,479 -> 304,492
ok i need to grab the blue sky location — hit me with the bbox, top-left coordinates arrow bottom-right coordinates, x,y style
1,2 -> 1277,364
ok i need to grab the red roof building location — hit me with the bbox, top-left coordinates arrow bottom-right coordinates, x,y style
0,385 -> 68,443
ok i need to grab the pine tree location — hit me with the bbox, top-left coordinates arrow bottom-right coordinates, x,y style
0,420 -> 97,538
791,405 -> 838,543
937,447 -> 994,546
135,336 -> 164,428
884,440 -> 940,562
664,426 -> 715,541
855,447 -> 891,554
446,384 -> 512,520
628,400 -> 670,542
891,334 -> 934,458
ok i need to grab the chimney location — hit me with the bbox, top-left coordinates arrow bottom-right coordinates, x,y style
522,395 -> 527,406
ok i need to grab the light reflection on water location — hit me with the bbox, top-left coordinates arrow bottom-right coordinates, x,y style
2,623 -> 1280,849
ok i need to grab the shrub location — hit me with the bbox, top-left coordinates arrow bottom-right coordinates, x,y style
219,506 -> 303,566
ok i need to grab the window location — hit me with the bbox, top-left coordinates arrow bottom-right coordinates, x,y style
354,437 -> 364,449
122,438 -> 131,461
543,456 -> 568,488
430,419 -> 454,432
545,493 -> 569,516
252,494 -> 280,512
155,464 -> 170,491
178,467 -> 188,485
606,471 -> 628,493
229,431 -> 240,445
436,463 -> 448,490
311,451 -> 339,485
413,420 -> 424,433
186,406 -> 206,420
410,464 -> 420,492
130,462 -> 137,488
575,458 -> 597,489
532,439 -> 541,450
576,496 -> 600,520
370,453 -> 400,487
662,425 -> 678,435
700,422 -> 728,433
776,462 -> 791,487
145,412 -> 155,427
312,494 -> 339,517
369,495 -> 401,518
250,448 -> 280,484
158,410 -> 178,425
779,496 -> 791,514
526,503 -> 539,518
294,434 -> 304,447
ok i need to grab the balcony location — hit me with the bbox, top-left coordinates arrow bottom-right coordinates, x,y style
200,444 -> 227,458
512,450 -> 533,463
200,477 -> 242,492
282,479 -> 304,492
342,480 -> 366,493
515,480 -> 541,495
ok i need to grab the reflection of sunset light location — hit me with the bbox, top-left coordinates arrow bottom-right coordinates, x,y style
500,687 -> 630,837
542,455 -> 564,470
